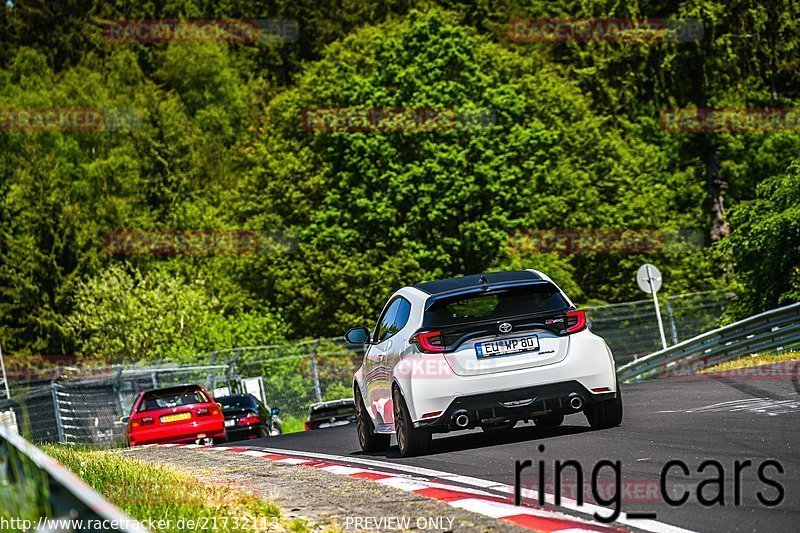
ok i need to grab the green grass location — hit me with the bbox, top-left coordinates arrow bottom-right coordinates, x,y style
41,445 -> 309,532
699,350 -> 800,374
0,444 -> 51,531
280,414 -> 307,434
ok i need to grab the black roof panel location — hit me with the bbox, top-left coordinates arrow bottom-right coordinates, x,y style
412,270 -> 543,295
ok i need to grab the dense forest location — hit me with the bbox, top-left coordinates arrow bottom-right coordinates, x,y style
0,0 -> 798,362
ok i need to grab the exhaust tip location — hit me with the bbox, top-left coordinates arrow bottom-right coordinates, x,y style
453,410 -> 470,428
569,394 -> 583,410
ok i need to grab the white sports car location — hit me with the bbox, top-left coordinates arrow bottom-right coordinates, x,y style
346,269 -> 622,456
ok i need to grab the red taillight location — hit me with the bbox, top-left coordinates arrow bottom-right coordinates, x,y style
197,406 -> 221,417
238,413 -> 260,426
304,421 -> 311,431
131,416 -> 154,428
566,309 -> 587,333
411,330 -> 444,353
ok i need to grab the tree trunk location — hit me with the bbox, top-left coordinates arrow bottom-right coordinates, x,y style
704,148 -> 730,242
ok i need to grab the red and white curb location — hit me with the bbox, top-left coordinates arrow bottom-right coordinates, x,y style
144,444 -> 624,532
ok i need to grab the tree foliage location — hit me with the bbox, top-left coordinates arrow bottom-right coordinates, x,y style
0,1 -> 797,358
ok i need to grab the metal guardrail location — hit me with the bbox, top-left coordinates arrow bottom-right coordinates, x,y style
0,423 -> 147,532
617,302 -> 800,383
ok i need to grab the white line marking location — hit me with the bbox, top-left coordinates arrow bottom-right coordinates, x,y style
376,477 -> 432,492
247,446 -> 695,533
319,465 -> 367,476
449,498 -> 521,518
273,457 -> 312,465
239,450 -> 270,457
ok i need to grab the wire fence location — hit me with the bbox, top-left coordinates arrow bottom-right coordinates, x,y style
586,290 -> 736,365
0,290 -> 736,445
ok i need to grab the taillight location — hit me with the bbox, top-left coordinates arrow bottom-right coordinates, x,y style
238,412 -> 260,426
410,330 -> 444,353
131,416 -> 154,428
197,406 -> 221,417
304,421 -> 311,431
565,310 -> 587,333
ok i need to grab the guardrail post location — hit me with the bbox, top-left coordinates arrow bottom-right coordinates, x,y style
112,367 -> 125,418
226,349 -> 242,394
667,299 -> 679,345
51,383 -> 65,443
310,339 -> 322,402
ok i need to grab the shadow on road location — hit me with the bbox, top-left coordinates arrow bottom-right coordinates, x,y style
353,422 -> 593,459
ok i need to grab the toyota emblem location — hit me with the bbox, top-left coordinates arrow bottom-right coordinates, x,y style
499,322 -> 512,333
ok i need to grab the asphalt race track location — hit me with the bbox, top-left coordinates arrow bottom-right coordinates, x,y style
241,363 -> 799,532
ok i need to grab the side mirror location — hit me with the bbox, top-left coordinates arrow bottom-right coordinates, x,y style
271,407 -> 279,416
344,327 -> 370,344
119,416 -> 130,424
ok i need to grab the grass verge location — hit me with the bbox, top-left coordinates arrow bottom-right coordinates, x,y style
699,350 -> 800,374
42,444 -> 309,532
280,414 -> 306,434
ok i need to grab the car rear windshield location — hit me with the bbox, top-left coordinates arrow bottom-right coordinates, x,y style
217,396 -> 255,410
309,402 -> 355,418
423,282 -> 569,327
138,386 -> 209,412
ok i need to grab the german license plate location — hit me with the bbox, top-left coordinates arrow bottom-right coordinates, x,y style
161,412 -> 191,423
476,335 -> 539,358
224,419 -> 235,427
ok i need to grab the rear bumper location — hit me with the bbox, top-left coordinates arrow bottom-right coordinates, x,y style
398,329 -> 617,425
414,380 -> 615,430
226,425 -> 268,441
128,419 -> 226,446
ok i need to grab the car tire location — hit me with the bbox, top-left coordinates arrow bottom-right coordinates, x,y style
393,388 -> 432,457
355,388 -> 391,452
585,384 -> 623,430
533,413 -> 564,427
481,420 -> 517,432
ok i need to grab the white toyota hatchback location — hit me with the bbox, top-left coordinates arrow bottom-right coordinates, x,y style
345,269 -> 622,456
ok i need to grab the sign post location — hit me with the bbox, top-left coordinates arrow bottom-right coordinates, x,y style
0,344 -> 10,399
637,264 -> 668,351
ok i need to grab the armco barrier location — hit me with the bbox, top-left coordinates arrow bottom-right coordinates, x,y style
617,302 -> 800,382
0,423 -> 146,532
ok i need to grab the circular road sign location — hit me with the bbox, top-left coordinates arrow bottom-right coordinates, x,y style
637,263 -> 663,294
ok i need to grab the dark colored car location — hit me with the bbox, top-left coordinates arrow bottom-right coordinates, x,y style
305,398 -> 356,430
123,384 -> 226,446
216,394 -> 281,441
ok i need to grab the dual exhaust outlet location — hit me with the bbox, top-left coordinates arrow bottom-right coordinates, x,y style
451,394 -> 584,429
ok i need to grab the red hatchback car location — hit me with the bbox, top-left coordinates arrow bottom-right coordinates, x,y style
123,384 -> 227,446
